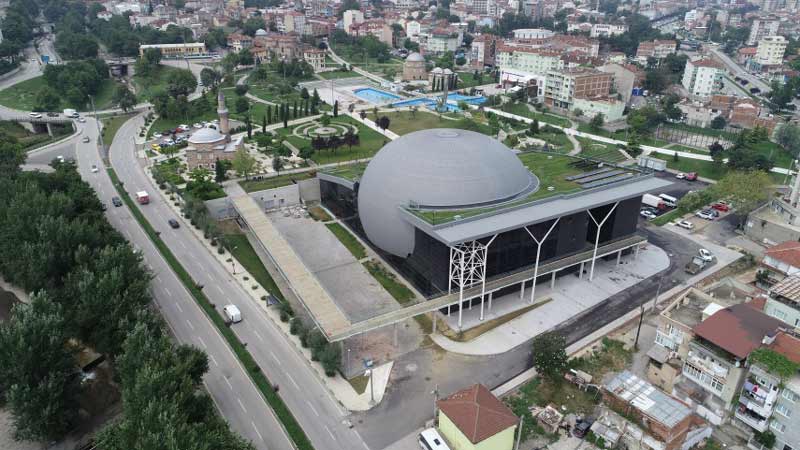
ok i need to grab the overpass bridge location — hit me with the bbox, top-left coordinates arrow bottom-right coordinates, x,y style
229,190 -> 647,342
4,114 -> 75,136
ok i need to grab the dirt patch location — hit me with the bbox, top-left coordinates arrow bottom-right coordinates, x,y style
437,299 -> 552,342
308,206 -> 332,222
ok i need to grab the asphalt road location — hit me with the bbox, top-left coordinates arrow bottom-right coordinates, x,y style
707,46 -> 770,93
108,115 -> 370,450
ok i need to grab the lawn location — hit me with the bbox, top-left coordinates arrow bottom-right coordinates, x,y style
275,115 -> 388,165
133,66 -> 194,102
651,207 -> 686,226
578,138 -> 627,162
317,70 -> 361,80
239,171 -> 317,193
534,129 -> 573,152
325,222 -> 366,259
0,76 -> 120,112
101,114 -> 135,145
363,260 -> 415,304
499,102 -> 572,128
0,120 -> 73,151
383,110 -> 493,136
666,157 -> 729,180
456,71 -> 490,89
223,233 -> 285,302
320,163 -> 367,182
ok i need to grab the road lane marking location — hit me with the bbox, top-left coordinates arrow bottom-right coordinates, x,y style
179,240 -> 187,250
251,421 -> 264,442
209,354 -> 218,366
237,398 -> 247,413
325,425 -> 336,441
254,331 -> 264,342
185,319 -> 194,330
287,374 -> 299,390
197,336 -> 206,348
216,285 -> 224,295
164,287 -> 173,298
225,378 -> 233,390
306,400 -> 319,417
175,302 -> 183,313
270,351 -> 282,366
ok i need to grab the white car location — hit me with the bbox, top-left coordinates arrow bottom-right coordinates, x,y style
179,124 -> 190,131
676,220 -> 694,230
696,210 -> 715,220
698,248 -> 714,262
78,117 -> 86,123
193,123 -> 203,129
153,133 -> 163,139
28,112 -> 42,119
91,165 -> 99,173
675,172 -> 686,179
640,210 -> 657,220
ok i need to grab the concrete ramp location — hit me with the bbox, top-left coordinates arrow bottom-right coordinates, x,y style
230,193 -> 351,337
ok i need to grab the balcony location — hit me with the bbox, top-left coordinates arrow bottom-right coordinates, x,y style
739,382 -> 779,418
735,407 -> 770,433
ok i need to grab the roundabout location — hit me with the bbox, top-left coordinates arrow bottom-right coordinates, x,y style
292,120 -> 358,140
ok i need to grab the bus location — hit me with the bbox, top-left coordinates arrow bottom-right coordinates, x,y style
419,428 -> 451,450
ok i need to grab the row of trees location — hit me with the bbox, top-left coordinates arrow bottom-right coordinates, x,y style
37,59 -> 111,110
0,148 -> 251,447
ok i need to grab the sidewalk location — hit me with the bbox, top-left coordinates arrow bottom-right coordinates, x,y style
431,243 -> 670,356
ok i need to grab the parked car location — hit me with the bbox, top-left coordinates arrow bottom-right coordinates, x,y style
675,172 -> 686,179
77,117 -> 86,123
696,210 -> 715,220
153,133 -> 163,139
179,124 -> 190,131
193,123 -> 203,129
640,210 -> 657,220
711,202 -> 730,212
46,112 -> 59,117
28,112 -> 42,119
685,172 -> 698,181
168,218 -> 180,229
699,248 -> 714,262
82,136 -> 90,143
676,220 -> 694,230
91,165 -> 99,173
112,197 -> 123,207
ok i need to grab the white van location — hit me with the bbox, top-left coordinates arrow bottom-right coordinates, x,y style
223,304 -> 242,323
658,193 -> 678,208
419,428 -> 451,450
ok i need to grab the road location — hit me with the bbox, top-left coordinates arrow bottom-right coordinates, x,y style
24,120 -> 295,449
707,46 -> 770,93
109,114 -> 370,450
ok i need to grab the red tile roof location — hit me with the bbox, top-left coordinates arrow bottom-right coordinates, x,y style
765,241 -> 800,269
437,384 -> 518,444
691,58 -> 723,69
768,331 -> 800,364
693,303 -> 785,359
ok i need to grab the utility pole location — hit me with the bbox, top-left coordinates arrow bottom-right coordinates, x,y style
634,304 -> 645,350
514,416 -> 524,450
432,384 -> 439,421
368,369 -> 375,405
90,95 -> 106,160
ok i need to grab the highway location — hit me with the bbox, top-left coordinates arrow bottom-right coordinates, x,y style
707,45 -> 771,93
32,118 -> 296,449
108,115 -> 370,450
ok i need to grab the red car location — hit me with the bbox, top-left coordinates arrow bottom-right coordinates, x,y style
712,203 -> 730,212
685,172 -> 698,181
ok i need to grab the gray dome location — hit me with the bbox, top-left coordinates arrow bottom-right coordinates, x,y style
406,52 -> 424,62
357,129 -> 536,257
255,28 -> 268,36
189,127 -> 224,144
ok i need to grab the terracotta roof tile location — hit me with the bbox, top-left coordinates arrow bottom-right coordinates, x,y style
437,384 -> 518,444
692,303 -> 785,359
765,241 -> 800,268
768,331 -> 800,364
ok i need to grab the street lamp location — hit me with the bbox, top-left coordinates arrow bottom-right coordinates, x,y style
366,369 -> 375,405
231,246 -> 238,274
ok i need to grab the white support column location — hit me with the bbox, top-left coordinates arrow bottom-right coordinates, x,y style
457,247 -> 466,329
519,282 -> 525,299
634,244 -> 640,260
551,271 -> 557,288
448,236 -> 496,330
478,235 -> 497,322
579,261 -> 585,279
587,202 -> 619,282
524,218 -> 560,304
480,295 -> 485,321
488,292 -> 493,311
616,250 -> 622,266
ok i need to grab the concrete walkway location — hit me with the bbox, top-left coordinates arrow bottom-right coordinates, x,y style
431,243 -> 670,356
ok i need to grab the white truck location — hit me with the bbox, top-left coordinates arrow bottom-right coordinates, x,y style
63,108 -> 78,118
641,193 -> 666,211
135,191 -> 150,205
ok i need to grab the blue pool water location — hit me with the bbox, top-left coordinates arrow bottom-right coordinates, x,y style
446,94 -> 487,105
392,94 -> 487,111
353,88 -> 402,104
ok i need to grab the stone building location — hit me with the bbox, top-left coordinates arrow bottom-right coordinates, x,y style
185,91 -> 243,170
402,52 -> 427,81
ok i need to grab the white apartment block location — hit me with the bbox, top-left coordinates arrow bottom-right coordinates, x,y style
589,23 -> 628,38
343,9 -> 364,34
755,35 -> 787,67
748,19 -> 781,46
495,46 -> 564,77
682,58 -> 723,98
419,32 -> 461,55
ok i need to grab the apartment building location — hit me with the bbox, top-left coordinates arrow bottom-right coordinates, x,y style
765,275 -> 800,329
343,9 -> 364,34
753,35 -> 788,70
496,44 -> 564,77
283,11 -> 304,34
351,20 -> 393,46
468,34 -> 498,68
303,47 -> 326,72
761,241 -> 800,284
138,42 -> 207,58
544,69 -> 613,110
681,58 -> 723,98
227,33 -> 253,51
748,19 -> 781,46
635,39 -> 678,64
589,23 -> 628,38
419,28 -> 461,55
599,63 -> 645,105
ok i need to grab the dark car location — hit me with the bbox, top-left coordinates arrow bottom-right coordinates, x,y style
111,196 -> 123,207
168,218 -> 180,229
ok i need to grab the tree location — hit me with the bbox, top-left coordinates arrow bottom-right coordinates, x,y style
529,119 -> 539,135
589,113 -> 605,132
200,67 -> 220,88
234,84 -> 249,96
232,148 -> 257,180
34,87 -> 60,112
165,69 -> 197,97
710,115 -> 727,130
112,85 -> 137,112
272,152 -> 284,174
377,116 -> 391,131
0,292 -> 79,441
235,96 -> 249,114
320,113 -> 331,127
221,52 -> 239,74
776,123 -> 800,157
246,115 -> 252,139
531,332 -> 568,382
333,100 -> 339,117
714,170 -> 772,227
708,141 -> 725,166
214,158 -> 227,182
262,115 -> 267,132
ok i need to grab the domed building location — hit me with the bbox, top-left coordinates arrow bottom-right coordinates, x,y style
402,52 -> 427,81
429,67 -> 458,91
318,128 -> 669,313
185,91 -> 243,170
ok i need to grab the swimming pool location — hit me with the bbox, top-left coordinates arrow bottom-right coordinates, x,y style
393,98 -> 437,108
446,94 -> 487,105
353,87 -> 402,104
393,95 -> 485,111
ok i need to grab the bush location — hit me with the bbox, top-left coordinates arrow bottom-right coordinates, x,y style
278,301 -> 294,322
319,345 -> 341,376
289,318 -> 305,336
217,246 -> 225,254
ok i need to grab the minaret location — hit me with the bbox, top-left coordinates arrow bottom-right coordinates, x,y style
218,90 -> 230,139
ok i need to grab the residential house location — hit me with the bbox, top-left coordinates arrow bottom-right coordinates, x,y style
436,384 -> 518,450
544,68 -> 613,110
765,275 -> 800,329
681,58 -> 723,98
600,63 -> 645,105
761,242 -> 800,284
227,32 -> 253,51
635,39 -> 677,64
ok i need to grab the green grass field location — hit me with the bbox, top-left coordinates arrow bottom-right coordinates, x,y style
133,66 -> 194,102
499,102 -> 572,128
578,138 -> 627,162
363,260 -> 415,304
456,71 -> 489,89
0,76 -> 120,112
325,223 -> 366,259
223,233 -> 285,301
320,163 -> 367,181
101,114 -> 135,145
239,171 -> 317,193
317,70 -> 361,80
275,115 -> 388,165
382,110 -> 493,136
